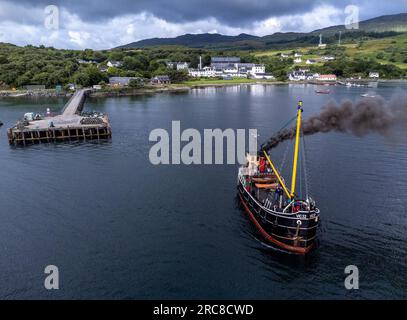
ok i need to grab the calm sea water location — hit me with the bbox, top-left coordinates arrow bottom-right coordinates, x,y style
0,82 -> 406,299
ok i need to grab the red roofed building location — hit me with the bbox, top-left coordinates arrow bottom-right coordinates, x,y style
317,74 -> 337,81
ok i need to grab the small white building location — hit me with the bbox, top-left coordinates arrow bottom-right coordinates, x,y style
308,73 -> 320,80
289,71 -> 306,81
294,58 -> 302,64
77,59 -> 97,65
251,73 -> 275,80
281,53 -> 289,58
369,71 -> 380,79
306,59 -> 317,65
109,77 -> 138,86
294,53 -> 303,57
99,65 -> 108,73
323,56 -> 335,61
167,61 -> 190,71
107,60 -> 123,68
177,62 -> 189,71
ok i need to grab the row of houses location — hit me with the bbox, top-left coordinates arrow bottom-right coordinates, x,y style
77,59 -> 124,71
187,57 -> 274,80
293,56 -> 335,64
288,70 -> 337,82
289,69 -> 380,82
281,52 -> 303,59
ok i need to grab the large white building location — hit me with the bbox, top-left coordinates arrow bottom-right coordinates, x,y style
211,57 -> 241,69
188,67 -> 217,78
250,65 -> 266,74
189,58 -> 269,79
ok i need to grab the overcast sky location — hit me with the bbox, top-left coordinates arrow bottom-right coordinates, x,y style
0,0 -> 405,49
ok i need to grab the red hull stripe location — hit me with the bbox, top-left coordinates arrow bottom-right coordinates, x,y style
239,193 -> 313,255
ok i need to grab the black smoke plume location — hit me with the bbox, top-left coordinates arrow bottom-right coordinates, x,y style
262,94 -> 407,151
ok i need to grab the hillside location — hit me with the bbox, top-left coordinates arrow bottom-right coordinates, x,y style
125,33 -> 260,48
312,13 -> 407,35
119,13 -> 407,50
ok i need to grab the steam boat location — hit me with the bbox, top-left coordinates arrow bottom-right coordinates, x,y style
237,101 -> 320,254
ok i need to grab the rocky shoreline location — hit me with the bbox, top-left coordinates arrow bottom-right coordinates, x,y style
0,90 -> 71,98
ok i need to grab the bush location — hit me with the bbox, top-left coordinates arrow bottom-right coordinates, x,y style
129,78 -> 144,88
376,52 -> 384,59
167,69 -> 189,83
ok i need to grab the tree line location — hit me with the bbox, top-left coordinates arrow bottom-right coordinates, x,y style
0,37 -> 405,89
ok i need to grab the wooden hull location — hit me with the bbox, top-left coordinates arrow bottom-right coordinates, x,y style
237,181 -> 320,255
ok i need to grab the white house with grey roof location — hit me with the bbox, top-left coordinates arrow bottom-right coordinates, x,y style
167,61 -> 190,71
109,77 -> 139,86
107,60 -> 123,68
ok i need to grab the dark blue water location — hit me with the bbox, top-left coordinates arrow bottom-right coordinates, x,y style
0,82 -> 406,299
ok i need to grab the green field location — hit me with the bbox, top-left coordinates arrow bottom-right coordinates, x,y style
253,33 -> 407,70
342,33 -> 407,69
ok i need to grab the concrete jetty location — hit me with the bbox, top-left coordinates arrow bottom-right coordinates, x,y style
7,89 -> 112,146
61,88 -> 89,116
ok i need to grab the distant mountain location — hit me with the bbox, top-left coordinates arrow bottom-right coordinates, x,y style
118,13 -> 407,50
121,33 -> 260,48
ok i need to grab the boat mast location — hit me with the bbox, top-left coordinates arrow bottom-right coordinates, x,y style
263,151 -> 292,199
291,101 -> 303,198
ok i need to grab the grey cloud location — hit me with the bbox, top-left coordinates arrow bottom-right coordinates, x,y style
3,0 -> 406,27
6,0 -> 325,26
